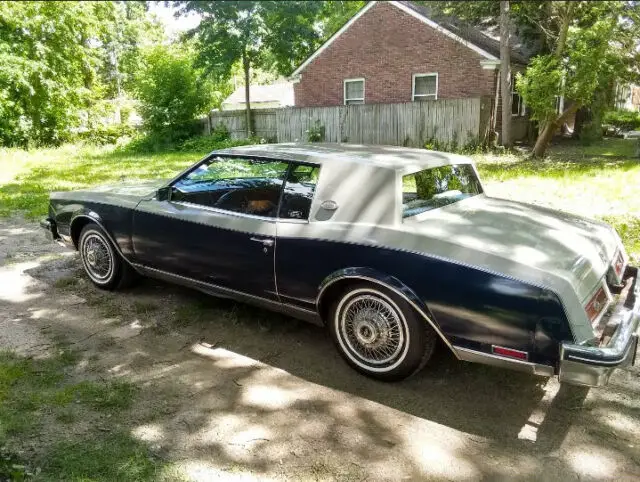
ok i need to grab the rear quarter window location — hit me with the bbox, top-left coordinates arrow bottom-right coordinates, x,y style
402,164 -> 482,218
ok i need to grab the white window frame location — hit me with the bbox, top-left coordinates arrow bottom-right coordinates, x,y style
344,78 -> 365,105
412,73 -> 438,101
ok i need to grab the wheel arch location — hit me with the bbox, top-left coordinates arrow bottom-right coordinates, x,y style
70,213 -> 131,265
316,267 -> 459,358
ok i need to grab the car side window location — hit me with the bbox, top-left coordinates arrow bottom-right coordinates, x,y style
279,164 -> 320,220
171,156 -> 289,218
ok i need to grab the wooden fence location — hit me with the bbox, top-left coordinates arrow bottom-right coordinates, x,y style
203,97 -> 492,147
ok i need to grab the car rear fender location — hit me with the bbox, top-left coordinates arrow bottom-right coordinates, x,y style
316,267 -> 459,357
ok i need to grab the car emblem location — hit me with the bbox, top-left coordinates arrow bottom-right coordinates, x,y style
592,301 -> 601,311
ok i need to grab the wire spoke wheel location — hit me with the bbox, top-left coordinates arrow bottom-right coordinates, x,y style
81,232 -> 114,283
338,292 -> 409,370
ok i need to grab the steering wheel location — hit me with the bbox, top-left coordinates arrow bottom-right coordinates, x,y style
215,190 -> 249,212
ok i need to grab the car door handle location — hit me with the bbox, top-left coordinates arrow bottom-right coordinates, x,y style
250,237 -> 274,247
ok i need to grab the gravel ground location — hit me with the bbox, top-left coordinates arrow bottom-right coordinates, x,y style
1,216 -> 640,481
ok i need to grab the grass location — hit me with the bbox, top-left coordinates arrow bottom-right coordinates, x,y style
0,143 -> 209,219
0,349 -> 165,481
475,138 -> 640,263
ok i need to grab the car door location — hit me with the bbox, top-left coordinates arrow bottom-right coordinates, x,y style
132,155 -> 290,301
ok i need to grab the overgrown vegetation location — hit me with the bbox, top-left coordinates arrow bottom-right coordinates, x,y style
0,137 -> 254,218
0,1 -> 160,148
133,44 -> 229,147
603,110 -> 640,136
306,120 -> 326,142
0,348 -> 168,481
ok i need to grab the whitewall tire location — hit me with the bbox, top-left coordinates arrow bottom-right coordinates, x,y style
78,224 -> 134,290
329,283 -> 437,381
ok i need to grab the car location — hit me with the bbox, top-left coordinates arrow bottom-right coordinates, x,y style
41,143 -> 639,386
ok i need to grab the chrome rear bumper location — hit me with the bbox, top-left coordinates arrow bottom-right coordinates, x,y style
559,266 -> 639,387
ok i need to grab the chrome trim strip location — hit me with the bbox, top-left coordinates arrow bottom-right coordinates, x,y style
172,201 -> 279,223
455,346 -> 555,377
316,274 -> 460,358
132,263 -> 319,318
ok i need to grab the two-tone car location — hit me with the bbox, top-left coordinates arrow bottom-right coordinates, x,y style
41,143 -> 639,385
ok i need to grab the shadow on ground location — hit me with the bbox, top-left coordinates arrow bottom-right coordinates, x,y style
2,220 -> 640,481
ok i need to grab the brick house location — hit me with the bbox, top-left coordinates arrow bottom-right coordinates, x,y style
290,1 -> 532,140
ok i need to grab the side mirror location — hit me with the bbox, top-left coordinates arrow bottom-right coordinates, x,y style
156,186 -> 172,201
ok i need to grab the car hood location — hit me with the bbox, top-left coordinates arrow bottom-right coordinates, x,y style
51,180 -> 166,207
404,195 -> 620,304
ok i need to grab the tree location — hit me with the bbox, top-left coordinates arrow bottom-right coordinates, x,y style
432,1 -> 640,157
133,44 -> 228,141
518,1 -> 639,157
500,1 -> 512,148
175,1 -> 327,137
0,1 -> 162,147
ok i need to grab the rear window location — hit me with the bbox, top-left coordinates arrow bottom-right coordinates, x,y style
402,164 -> 482,218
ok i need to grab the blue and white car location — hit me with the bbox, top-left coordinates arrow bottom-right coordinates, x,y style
41,144 -> 639,386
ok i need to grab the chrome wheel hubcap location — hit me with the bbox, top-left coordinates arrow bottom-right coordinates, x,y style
82,233 -> 113,281
341,294 -> 405,365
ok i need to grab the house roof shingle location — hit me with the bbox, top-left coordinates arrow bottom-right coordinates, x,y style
399,1 -> 531,65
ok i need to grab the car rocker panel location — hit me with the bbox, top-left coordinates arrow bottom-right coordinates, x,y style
40,143 -> 639,386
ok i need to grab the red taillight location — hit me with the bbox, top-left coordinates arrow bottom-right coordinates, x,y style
585,286 -> 608,322
492,346 -> 528,360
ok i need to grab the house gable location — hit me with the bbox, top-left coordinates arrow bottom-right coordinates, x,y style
291,1 -> 497,80
292,1 -> 498,107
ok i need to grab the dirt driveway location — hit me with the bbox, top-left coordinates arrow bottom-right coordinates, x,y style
1,216 -> 640,481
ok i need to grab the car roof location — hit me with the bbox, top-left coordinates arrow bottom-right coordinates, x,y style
213,143 -> 473,174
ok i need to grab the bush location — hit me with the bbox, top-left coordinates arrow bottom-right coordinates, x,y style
210,122 -> 230,142
132,44 -> 229,142
75,124 -> 137,146
306,120 -> 325,142
603,110 -> 640,135
179,136 -> 256,152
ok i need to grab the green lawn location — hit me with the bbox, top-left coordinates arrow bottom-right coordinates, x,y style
1,137 -> 638,262
0,144 -> 206,218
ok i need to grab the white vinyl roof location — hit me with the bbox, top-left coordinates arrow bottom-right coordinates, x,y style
215,143 -> 474,174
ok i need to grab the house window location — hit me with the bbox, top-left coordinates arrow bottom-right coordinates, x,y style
412,73 -> 438,101
512,88 -> 526,116
344,78 -> 365,105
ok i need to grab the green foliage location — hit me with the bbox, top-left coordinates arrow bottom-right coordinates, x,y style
75,124 -> 137,146
306,120 -> 326,142
179,1 -> 326,79
0,1 -> 162,148
424,136 -> 487,154
604,110 -> 640,134
0,447 -> 30,482
0,138 -> 259,218
178,135 -> 255,152
133,44 -> 227,143
516,56 -> 563,124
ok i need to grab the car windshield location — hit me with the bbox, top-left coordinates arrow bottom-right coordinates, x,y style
402,164 -> 482,218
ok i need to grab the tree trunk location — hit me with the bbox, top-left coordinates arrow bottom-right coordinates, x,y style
242,53 -> 252,138
554,2 -> 574,59
500,1 -> 512,147
531,103 -> 580,158
531,121 -> 556,158
573,107 -> 590,139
